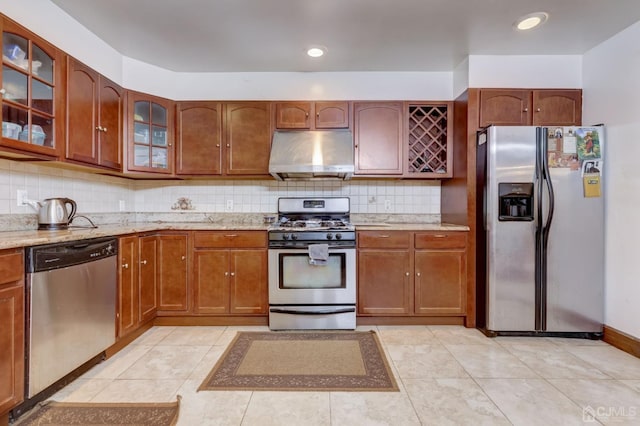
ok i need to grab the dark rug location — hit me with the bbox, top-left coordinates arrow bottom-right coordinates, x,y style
198,331 -> 398,392
14,397 -> 180,426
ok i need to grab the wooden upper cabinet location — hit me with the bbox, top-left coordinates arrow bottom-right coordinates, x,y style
532,90 -> 582,126
354,102 -> 403,175
126,91 -> 174,175
1,17 -> 65,159
176,101 -> 222,175
66,57 -> 123,170
275,101 -> 349,129
479,89 -> 582,128
275,102 -> 311,129
224,102 -> 272,176
479,90 -> 532,127
315,101 -> 349,128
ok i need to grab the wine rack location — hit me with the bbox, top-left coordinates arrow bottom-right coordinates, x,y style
407,104 -> 451,177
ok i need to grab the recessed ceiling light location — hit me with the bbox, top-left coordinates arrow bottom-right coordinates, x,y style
307,47 -> 325,58
514,12 -> 548,31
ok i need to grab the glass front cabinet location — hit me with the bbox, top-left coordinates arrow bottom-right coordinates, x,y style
127,91 -> 174,174
1,17 -> 64,158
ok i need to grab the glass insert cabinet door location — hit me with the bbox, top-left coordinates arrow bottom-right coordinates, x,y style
2,29 -> 56,150
132,100 -> 171,170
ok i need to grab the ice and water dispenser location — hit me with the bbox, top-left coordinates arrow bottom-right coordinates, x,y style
498,183 -> 533,221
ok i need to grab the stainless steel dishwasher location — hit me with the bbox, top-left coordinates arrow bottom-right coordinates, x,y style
25,237 -> 117,399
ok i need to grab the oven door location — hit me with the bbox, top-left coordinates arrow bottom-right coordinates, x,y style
268,247 -> 356,305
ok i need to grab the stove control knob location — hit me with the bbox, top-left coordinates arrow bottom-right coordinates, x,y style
291,233 -> 298,240
326,233 -> 334,240
283,234 -> 290,240
335,233 -> 342,240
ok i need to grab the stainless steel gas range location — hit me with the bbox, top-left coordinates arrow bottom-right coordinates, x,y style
268,197 -> 356,330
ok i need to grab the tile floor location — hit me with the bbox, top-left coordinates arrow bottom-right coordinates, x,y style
48,325 -> 640,425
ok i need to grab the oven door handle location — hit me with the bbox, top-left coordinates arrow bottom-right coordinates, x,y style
269,307 -> 356,315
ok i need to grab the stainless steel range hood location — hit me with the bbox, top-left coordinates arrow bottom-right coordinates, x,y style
269,130 -> 355,180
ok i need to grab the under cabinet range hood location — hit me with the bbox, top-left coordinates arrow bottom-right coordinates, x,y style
269,130 -> 355,180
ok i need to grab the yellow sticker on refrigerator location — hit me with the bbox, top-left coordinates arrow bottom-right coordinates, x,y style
583,174 -> 601,197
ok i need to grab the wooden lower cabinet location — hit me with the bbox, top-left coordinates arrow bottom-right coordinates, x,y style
0,249 -> 25,417
138,235 -> 158,323
157,234 -> 189,312
357,231 -> 467,316
192,231 -> 268,315
118,234 -> 157,338
358,231 -> 412,315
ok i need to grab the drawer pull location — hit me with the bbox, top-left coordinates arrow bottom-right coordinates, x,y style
378,235 -> 390,238
432,234 -> 447,238
225,234 -> 238,238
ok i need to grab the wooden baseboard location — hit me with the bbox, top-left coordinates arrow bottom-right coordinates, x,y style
153,316 -> 269,326
357,316 -> 465,326
603,325 -> 640,359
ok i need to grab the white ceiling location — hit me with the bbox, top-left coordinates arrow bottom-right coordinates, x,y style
51,0 -> 640,73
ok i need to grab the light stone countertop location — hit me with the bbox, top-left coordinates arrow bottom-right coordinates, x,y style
0,218 -> 469,250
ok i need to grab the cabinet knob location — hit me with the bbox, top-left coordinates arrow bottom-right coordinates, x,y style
181,255 -> 186,260
226,143 -> 230,148
216,144 -> 220,147
225,272 -> 229,276
230,272 -> 235,276
405,272 -> 410,276
0,88 -> 5,94
140,260 -> 147,265
523,108 -> 529,112
305,112 -> 309,117
416,272 -> 421,277
168,143 -> 173,147
536,108 -> 541,112
95,126 -> 102,131
122,263 -> 129,269
316,113 -> 320,118
103,127 -> 108,132
355,144 -> 358,148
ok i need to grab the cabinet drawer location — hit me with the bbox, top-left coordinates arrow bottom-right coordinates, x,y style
358,231 -> 410,249
193,231 -> 266,248
0,251 -> 24,285
415,232 -> 467,249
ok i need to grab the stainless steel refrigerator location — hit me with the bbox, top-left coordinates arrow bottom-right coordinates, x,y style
476,126 -> 604,338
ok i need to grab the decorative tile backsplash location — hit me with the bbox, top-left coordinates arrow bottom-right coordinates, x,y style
0,158 -> 441,215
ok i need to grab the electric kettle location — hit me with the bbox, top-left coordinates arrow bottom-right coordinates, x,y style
26,197 -> 77,230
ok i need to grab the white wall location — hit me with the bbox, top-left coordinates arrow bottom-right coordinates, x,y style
582,21 -> 640,339
468,55 -> 583,88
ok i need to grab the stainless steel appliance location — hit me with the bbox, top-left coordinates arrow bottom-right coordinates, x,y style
268,197 -> 356,329
25,197 -> 77,230
269,130 -> 355,180
24,237 -> 117,400
476,126 -> 604,338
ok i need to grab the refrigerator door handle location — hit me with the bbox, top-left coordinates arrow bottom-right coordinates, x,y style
541,130 -> 555,239
534,128 -> 545,330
